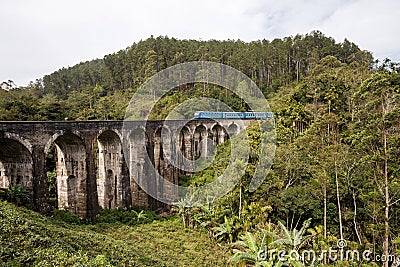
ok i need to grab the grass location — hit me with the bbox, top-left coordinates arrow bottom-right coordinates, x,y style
0,201 -> 228,266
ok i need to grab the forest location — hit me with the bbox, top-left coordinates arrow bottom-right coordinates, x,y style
1,31 -> 400,266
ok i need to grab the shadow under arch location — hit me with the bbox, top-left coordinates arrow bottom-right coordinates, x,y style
97,130 -> 131,210
128,128 -> 152,207
193,124 -> 209,160
0,138 -> 33,195
153,126 -> 177,207
178,125 -> 192,163
51,132 -> 87,218
211,123 -> 228,146
227,122 -> 239,136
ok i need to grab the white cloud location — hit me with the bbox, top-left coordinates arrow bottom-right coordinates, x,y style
319,0 -> 400,60
0,0 -> 399,86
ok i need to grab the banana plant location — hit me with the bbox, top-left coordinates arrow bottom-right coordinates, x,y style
230,231 -> 277,267
263,219 -> 313,251
131,210 -> 147,222
213,215 -> 238,243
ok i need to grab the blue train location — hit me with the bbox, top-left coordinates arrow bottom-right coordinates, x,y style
194,111 -> 274,119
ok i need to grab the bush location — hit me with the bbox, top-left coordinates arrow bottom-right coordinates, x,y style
6,185 -> 32,208
53,209 -> 82,224
93,207 -> 159,225
0,188 -> 7,200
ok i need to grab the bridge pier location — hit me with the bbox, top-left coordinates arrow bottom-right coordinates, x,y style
32,145 -> 52,214
84,136 -> 100,220
128,129 -> 151,207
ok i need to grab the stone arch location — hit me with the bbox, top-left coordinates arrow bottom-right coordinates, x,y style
227,123 -> 239,136
175,125 -> 195,178
178,126 -> 192,161
129,128 -> 148,166
2,132 -> 33,154
211,123 -> 228,145
0,138 -> 33,192
97,128 -> 123,142
193,125 -> 208,159
128,128 -> 150,207
97,130 -> 131,210
154,125 -> 173,140
154,127 -> 174,201
45,131 -> 81,155
154,127 -> 173,168
52,132 -> 87,218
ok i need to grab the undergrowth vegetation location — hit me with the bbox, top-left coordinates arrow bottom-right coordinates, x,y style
0,201 -> 228,266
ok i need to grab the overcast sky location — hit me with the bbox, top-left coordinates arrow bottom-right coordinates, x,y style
1,0 -> 399,86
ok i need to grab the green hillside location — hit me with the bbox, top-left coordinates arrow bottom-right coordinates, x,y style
0,201 -> 227,266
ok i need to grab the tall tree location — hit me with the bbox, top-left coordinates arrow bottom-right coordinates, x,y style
352,72 -> 400,266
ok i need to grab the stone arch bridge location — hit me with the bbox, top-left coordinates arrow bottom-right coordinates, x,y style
0,119 -> 248,218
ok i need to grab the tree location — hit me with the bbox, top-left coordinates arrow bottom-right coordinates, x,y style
352,72 -> 400,267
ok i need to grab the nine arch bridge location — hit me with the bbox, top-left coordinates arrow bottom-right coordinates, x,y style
0,119 -> 247,218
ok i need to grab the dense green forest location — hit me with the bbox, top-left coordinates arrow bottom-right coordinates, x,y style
1,31 -> 400,266
0,31 -> 374,121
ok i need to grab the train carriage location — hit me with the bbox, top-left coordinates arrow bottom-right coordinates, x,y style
194,111 -> 273,119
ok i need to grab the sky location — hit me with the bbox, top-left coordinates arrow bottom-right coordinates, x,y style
1,0 -> 399,86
